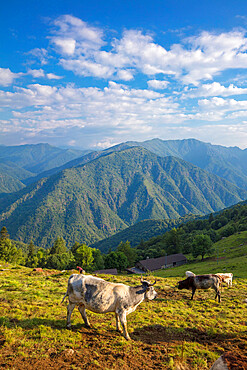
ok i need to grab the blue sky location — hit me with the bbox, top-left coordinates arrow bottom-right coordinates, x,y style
1,0 -> 247,150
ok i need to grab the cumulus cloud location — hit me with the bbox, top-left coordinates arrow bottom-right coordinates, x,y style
198,97 -> 247,111
51,15 -> 104,54
47,16 -> 247,85
27,69 -> 62,80
52,38 -> 76,55
185,82 -> 247,98
0,68 -> 21,86
147,79 -> 169,89
0,82 -> 181,139
60,57 -> 115,78
27,69 -> 45,78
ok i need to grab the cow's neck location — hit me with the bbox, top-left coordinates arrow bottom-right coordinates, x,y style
129,285 -> 146,306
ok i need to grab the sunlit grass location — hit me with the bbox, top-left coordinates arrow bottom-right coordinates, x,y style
0,265 -> 246,369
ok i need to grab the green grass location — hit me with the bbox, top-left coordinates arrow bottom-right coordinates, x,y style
0,263 -> 246,369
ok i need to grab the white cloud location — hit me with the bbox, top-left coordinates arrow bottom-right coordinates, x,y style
0,68 -> 21,86
52,37 -> 76,55
51,15 -> 104,54
27,69 -> 62,80
116,69 -> 134,81
185,82 -> 247,98
147,79 -> 169,89
0,82 -> 181,140
93,139 -> 120,149
60,58 -> 115,78
46,73 -> 63,80
198,97 -> 247,111
27,69 -> 45,78
48,16 -> 247,86
28,48 -> 49,65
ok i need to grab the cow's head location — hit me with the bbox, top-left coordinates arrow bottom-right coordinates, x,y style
177,277 -> 191,290
141,276 -> 157,301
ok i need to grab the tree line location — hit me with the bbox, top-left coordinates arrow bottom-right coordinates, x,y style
0,226 -> 136,272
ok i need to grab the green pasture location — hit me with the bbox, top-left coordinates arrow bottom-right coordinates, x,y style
0,264 -> 246,369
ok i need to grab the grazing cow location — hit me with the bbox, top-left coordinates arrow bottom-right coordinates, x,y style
178,274 -> 221,302
61,274 -> 157,340
216,273 -> 233,287
185,270 -> 195,277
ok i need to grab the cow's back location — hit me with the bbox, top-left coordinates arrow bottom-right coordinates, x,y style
194,275 -> 220,289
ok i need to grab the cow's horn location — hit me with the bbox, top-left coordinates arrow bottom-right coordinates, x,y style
150,279 -> 157,286
140,275 -> 144,283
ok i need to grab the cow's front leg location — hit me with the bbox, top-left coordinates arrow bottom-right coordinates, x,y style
191,287 -> 196,300
115,312 -> 122,333
78,304 -> 91,327
67,301 -> 76,328
118,310 -> 130,340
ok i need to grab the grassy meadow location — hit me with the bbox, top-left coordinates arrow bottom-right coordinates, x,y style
0,232 -> 247,369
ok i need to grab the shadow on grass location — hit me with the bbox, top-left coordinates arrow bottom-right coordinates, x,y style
0,316 -> 68,330
0,316 -> 115,335
131,324 -> 239,345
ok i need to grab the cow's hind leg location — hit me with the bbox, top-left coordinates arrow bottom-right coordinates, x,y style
66,301 -> 76,328
78,304 -> 91,327
115,312 -> 122,333
214,286 -> 221,303
117,310 -> 130,340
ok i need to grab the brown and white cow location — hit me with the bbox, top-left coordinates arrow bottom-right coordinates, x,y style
178,274 -> 221,302
61,274 -> 157,340
216,273 -> 233,287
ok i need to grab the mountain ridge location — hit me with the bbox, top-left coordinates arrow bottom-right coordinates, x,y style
22,138 -> 247,191
0,146 -> 246,248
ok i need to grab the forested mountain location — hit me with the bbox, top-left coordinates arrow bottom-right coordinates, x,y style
111,138 -> 247,191
23,139 -> 247,192
0,147 -> 246,248
0,144 -> 85,192
0,171 -> 25,194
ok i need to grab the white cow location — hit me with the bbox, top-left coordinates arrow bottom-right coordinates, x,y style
216,273 -> 233,287
185,271 -> 196,277
61,274 -> 157,340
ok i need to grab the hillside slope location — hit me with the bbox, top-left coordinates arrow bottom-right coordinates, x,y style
0,144 -> 85,190
0,147 -> 246,247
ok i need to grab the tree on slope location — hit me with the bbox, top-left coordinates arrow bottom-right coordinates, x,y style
46,237 -> 74,270
116,241 -> 137,267
192,234 -> 214,261
73,243 -> 94,271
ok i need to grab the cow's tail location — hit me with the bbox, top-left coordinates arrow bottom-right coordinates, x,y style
61,290 -> 68,304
